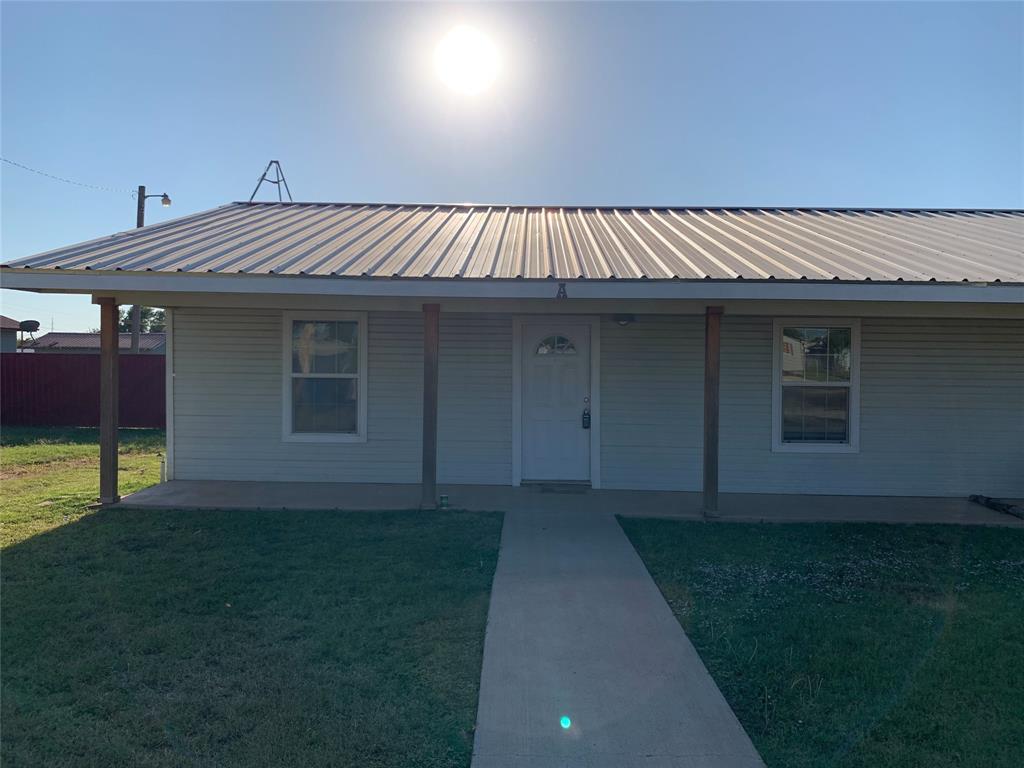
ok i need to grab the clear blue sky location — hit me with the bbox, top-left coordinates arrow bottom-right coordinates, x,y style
2,1 -> 1021,330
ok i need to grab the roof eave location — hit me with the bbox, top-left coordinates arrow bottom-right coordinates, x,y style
2,267 -> 1022,304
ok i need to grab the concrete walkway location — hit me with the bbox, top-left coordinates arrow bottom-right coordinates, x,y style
471,509 -> 764,768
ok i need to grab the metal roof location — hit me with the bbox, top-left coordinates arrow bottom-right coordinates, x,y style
4,202 -> 1022,283
0,315 -> 21,330
27,332 -> 166,352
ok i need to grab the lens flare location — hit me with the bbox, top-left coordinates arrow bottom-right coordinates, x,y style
559,715 -> 572,730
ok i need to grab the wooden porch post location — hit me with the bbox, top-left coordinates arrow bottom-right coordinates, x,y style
96,297 -> 120,504
421,303 -> 440,510
702,306 -> 723,515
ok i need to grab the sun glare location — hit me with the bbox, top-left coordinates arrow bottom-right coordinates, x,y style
434,25 -> 499,96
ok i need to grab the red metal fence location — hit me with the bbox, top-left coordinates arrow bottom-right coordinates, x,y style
1,353 -> 165,428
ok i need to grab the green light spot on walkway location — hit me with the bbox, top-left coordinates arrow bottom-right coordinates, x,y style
560,716 -> 571,729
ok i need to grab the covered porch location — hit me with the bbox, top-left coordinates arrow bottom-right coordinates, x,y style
93,297 -> 734,511
5,203 -> 1020,510
84,295 -> 1024,512
115,480 -> 1024,526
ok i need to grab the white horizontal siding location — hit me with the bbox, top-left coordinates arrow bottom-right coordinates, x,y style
172,307 -> 1023,498
438,314 -> 513,485
720,316 -> 1024,496
599,315 -> 1022,496
600,316 -> 704,491
173,308 -> 422,483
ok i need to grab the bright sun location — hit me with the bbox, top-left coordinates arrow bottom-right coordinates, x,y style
434,25 -> 499,96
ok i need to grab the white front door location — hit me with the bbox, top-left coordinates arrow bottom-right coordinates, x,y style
522,323 -> 591,481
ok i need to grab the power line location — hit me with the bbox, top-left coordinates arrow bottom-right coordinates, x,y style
1,157 -> 135,195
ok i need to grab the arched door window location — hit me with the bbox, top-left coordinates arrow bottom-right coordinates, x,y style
535,335 -> 577,355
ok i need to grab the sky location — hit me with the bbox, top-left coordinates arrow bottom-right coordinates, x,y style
1,1 -> 1021,331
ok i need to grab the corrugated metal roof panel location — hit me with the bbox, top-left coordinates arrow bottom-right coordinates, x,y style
4,202 -> 1021,283
28,332 -> 166,351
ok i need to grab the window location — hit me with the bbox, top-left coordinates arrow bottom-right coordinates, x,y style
772,319 -> 859,453
536,335 -> 577,355
282,312 -> 367,442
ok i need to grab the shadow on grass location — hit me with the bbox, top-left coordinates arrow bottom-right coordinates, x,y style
2,507 -> 502,768
620,519 -> 1024,768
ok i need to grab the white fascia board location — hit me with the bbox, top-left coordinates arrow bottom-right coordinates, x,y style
2,268 -> 1022,304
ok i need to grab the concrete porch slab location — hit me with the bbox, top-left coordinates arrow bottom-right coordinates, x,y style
471,508 -> 764,767
118,480 -> 1024,526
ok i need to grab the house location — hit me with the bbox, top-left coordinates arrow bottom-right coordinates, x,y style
26,332 -> 166,354
2,202 -> 1022,507
0,315 -> 19,352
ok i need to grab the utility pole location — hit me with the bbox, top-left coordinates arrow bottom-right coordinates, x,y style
131,186 -> 146,354
136,184 -> 147,228
132,185 -> 171,352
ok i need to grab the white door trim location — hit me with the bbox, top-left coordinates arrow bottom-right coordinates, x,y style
512,315 -> 601,489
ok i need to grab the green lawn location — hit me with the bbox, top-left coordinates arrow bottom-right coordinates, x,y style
620,519 -> 1024,768
1,428 -> 503,767
1,426 -> 166,546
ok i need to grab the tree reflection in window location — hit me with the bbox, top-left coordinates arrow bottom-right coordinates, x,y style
536,335 -> 577,355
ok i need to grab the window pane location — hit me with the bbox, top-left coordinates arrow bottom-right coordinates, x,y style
536,335 -> 577,355
804,355 -> 828,382
827,328 -> 851,382
782,389 -> 804,442
292,378 -> 358,433
292,321 -> 359,374
783,327 -> 851,383
334,322 -> 359,373
825,387 -> 849,441
782,386 -> 849,443
781,331 -> 806,381
782,327 -> 827,381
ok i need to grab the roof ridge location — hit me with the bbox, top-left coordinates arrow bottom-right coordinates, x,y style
235,201 -> 1024,214
36,331 -> 165,336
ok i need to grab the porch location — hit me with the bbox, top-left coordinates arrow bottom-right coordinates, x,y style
117,480 -> 1024,526
5,202 -> 1020,515
80,301 -> 1024,509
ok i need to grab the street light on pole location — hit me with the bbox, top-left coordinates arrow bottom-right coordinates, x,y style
131,185 -> 172,352
136,185 -> 171,228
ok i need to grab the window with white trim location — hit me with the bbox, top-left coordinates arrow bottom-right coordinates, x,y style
772,319 -> 860,453
282,312 -> 367,442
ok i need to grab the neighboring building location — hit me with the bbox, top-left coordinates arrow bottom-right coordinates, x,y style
26,332 -> 166,354
2,202 -> 1022,506
0,315 -> 19,352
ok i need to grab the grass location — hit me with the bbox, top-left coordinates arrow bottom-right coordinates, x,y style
620,519 -> 1024,768
1,428 -> 504,767
1,426 -> 165,546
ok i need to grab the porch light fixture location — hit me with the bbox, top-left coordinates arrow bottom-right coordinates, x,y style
614,314 -> 636,327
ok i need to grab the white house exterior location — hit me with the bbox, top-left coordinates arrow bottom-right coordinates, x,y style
3,203 -> 1022,506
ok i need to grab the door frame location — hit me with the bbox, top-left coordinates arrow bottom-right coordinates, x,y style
512,315 -> 601,488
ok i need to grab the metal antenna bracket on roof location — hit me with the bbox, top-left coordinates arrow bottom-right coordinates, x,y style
249,160 -> 293,203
